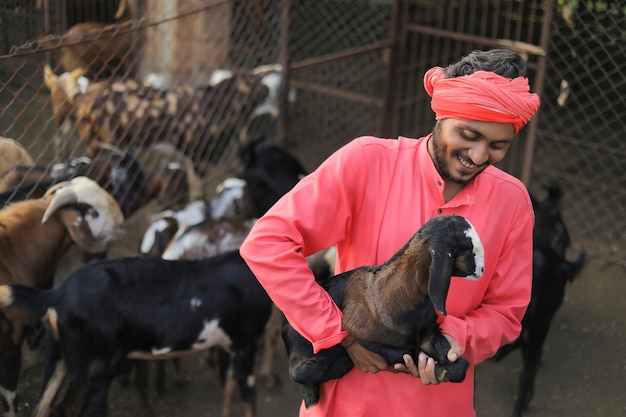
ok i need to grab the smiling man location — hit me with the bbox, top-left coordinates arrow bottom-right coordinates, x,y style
430,119 -> 515,201
240,49 -> 540,417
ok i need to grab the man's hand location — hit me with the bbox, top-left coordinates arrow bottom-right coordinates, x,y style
342,335 -> 390,374
392,334 -> 464,385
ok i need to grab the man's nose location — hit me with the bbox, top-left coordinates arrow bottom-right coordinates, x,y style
468,143 -> 489,166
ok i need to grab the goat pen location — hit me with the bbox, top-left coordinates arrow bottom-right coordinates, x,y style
0,1 -> 624,417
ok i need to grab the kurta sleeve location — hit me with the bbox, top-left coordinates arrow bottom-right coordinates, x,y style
239,140 -> 369,353
439,207 -> 534,364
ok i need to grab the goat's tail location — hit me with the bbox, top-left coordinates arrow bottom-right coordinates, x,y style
0,284 -> 51,319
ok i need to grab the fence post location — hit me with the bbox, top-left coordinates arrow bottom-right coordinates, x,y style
521,0 -> 556,187
277,0 -> 293,145
378,0 -> 404,137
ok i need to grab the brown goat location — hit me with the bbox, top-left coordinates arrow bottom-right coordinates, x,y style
282,215 -> 485,408
140,163 -> 190,211
0,137 -> 34,177
44,65 -> 270,176
0,177 -> 124,417
0,165 -> 51,194
43,65 -> 108,159
38,21 -> 134,80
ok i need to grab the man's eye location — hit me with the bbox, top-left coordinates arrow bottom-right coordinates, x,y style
460,130 -> 479,140
491,142 -> 510,151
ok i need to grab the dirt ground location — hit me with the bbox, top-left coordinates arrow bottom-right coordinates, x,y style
14,208 -> 626,417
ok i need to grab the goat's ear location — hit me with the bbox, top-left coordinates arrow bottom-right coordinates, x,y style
69,67 -> 87,81
428,246 -> 454,316
56,209 -> 107,253
43,64 -> 56,88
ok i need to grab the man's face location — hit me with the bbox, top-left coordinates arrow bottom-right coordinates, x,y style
430,118 -> 516,185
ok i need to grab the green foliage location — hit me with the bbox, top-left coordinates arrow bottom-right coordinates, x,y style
557,0 -> 625,16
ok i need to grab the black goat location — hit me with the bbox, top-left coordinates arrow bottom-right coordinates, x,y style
132,144 -> 309,398
0,251 -> 272,417
493,183 -> 586,417
283,215 -> 485,408
239,141 -> 307,218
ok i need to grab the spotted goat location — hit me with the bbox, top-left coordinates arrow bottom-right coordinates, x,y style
44,65 -> 275,175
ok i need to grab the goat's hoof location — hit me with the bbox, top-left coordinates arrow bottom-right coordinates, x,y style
436,368 -> 450,383
434,357 -> 469,383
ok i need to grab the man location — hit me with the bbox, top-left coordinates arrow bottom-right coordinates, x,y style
240,49 -> 540,417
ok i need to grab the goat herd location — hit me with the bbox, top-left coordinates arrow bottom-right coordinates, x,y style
0,132 -> 311,417
0,52 -> 586,417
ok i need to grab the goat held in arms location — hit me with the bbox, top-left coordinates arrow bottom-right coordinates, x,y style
283,214 -> 485,408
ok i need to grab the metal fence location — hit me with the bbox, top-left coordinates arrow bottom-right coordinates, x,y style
532,1 -> 625,266
0,0 -> 624,266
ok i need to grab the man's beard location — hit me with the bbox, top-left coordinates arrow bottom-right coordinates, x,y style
431,123 -> 483,186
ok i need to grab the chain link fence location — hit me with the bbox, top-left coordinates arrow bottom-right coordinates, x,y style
531,1 -> 625,266
0,0 -> 624,266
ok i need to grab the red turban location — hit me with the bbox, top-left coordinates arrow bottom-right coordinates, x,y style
424,66 -> 540,134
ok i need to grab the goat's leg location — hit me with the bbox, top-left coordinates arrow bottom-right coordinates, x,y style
25,321 -> 47,350
512,318 -> 553,417
282,321 -> 353,409
131,360 -> 153,412
170,358 -> 184,387
0,337 -> 21,417
153,360 -> 165,393
283,323 -> 353,385
31,360 -> 68,417
257,304 -> 283,389
54,120 -> 74,161
149,359 -> 183,397
512,342 -> 542,417
74,376 -> 114,417
217,351 -> 235,417
50,380 -> 80,417
232,345 -> 258,417
421,328 -> 469,383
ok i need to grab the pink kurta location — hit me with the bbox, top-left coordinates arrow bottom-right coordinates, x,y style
240,135 -> 534,417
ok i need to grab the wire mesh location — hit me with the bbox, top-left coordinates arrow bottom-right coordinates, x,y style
0,0 -> 624,266
531,1 -> 625,266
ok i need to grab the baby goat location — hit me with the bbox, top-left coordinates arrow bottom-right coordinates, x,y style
0,251 -> 271,417
283,214 -> 484,408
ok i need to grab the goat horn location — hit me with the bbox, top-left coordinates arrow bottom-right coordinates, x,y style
42,177 -> 122,225
67,177 -> 125,240
42,187 -> 78,223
